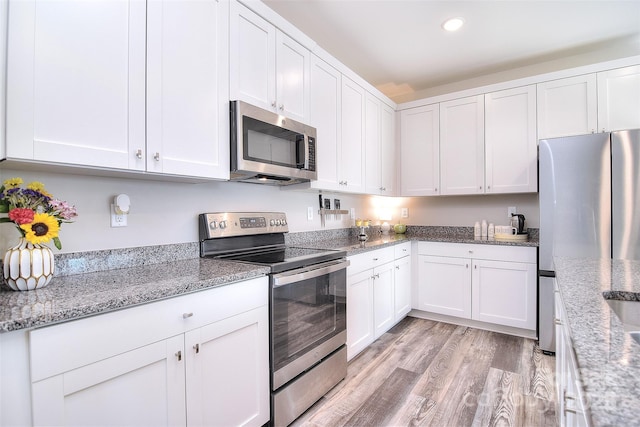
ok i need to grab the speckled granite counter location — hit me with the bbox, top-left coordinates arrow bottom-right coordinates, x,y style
300,226 -> 538,256
554,257 -> 640,426
0,258 -> 269,333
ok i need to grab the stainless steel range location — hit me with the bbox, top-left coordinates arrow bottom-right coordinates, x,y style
199,212 -> 348,426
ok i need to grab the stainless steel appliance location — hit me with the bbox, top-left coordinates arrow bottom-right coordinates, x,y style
199,212 -> 347,426
538,129 -> 640,353
230,101 -> 317,185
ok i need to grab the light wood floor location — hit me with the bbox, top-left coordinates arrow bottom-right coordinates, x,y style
292,317 -> 557,427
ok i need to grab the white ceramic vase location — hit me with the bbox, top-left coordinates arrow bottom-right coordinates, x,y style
3,238 -> 55,291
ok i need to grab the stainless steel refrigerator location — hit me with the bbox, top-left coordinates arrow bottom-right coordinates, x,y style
538,129 -> 640,353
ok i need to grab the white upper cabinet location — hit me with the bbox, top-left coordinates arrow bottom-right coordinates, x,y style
146,0 -> 229,180
339,76 -> 366,193
597,65 -> 640,132
230,1 -> 310,123
485,85 -> 537,194
6,0 -> 146,170
380,103 -> 396,195
308,55 -> 341,189
439,95 -> 485,195
399,104 -> 440,196
537,74 -> 598,139
365,93 -> 396,195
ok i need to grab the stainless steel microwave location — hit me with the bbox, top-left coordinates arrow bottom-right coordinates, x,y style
230,100 -> 317,185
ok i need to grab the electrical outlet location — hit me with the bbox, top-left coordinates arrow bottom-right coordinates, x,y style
350,208 -> 355,219
307,206 -> 313,221
508,206 -> 517,218
401,208 -> 409,218
110,204 -> 127,227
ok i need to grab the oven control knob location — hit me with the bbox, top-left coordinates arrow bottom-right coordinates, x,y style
219,220 -> 227,229
209,221 -> 217,230
270,219 -> 276,226
282,220 -> 287,226
275,219 -> 281,226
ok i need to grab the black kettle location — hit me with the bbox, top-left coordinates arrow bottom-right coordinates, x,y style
511,213 -> 526,234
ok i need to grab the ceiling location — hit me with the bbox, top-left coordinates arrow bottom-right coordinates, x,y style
261,0 -> 640,102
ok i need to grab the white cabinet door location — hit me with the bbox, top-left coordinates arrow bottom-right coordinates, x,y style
365,93 -> 382,195
373,261 -> 395,339
597,65 -> 640,132
417,255 -> 472,318
347,269 -> 374,360
340,76 -> 366,193
440,95 -> 485,195
380,103 -> 396,195
485,85 -> 537,194
471,259 -> 537,330
309,55 -> 341,189
6,0 -> 146,170
31,335 -> 186,427
399,104 -> 440,196
185,306 -> 269,427
393,254 -> 412,322
537,74 -> 598,139
275,31 -> 310,122
146,0 -> 229,179
229,1 -> 276,112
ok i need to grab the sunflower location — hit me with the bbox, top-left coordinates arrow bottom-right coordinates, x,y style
20,213 -> 60,245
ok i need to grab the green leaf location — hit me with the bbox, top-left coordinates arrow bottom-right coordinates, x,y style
53,237 -> 62,250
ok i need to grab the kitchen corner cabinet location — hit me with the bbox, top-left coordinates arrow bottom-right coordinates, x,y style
555,285 -> 590,427
417,242 -> 537,332
484,85 -> 537,194
537,74 -> 598,139
347,245 -> 410,360
365,94 -> 396,195
439,95 -> 485,195
597,65 -> 640,132
29,277 -> 270,427
5,0 -> 229,180
399,104 -> 440,196
230,0 -> 310,123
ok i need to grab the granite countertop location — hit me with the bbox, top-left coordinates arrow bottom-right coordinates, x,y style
554,257 -> 640,426
304,228 -> 538,256
0,258 -> 269,333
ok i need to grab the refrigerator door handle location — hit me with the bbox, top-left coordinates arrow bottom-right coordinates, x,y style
539,270 -> 556,278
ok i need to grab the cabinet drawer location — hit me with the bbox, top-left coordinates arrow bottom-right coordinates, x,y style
348,246 -> 395,275
394,242 -> 412,258
418,241 -> 536,263
30,277 -> 268,382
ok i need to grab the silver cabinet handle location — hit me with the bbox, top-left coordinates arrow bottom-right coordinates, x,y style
466,264 -> 469,268
395,265 -> 400,270
193,343 -> 200,354
175,350 -> 182,361
183,312 -> 193,319
154,152 -> 160,161
279,104 -> 284,111
554,318 -> 561,325
135,149 -> 143,159
271,101 -> 276,108
373,258 -> 379,261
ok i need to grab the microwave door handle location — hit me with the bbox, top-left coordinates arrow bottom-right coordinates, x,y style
295,135 -> 305,169
273,259 -> 350,287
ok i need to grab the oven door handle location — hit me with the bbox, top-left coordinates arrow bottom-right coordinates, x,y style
272,259 -> 350,288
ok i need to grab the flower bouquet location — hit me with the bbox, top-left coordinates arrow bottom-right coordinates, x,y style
0,177 -> 77,290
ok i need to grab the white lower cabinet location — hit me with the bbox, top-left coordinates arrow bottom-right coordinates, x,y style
416,242 -> 537,333
29,277 -> 270,427
555,284 -> 590,427
347,244 -> 411,360
393,243 -> 412,321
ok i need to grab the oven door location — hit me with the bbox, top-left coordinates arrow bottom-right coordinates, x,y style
270,259 -> 348,390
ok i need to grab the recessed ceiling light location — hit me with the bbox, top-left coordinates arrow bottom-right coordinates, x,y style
442,17 -> 465,32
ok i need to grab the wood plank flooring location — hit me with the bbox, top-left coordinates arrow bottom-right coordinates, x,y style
291,317 -> 557,427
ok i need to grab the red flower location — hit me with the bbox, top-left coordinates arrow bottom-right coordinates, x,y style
8,208 -> 35,225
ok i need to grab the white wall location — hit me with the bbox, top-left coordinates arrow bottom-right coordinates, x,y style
366,193 -> 539,229
0,168 -> 368,253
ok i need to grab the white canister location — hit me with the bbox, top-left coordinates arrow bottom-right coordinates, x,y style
474,221 -> 481,238
488,223 -> 495,239
481,220 -> 488,238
